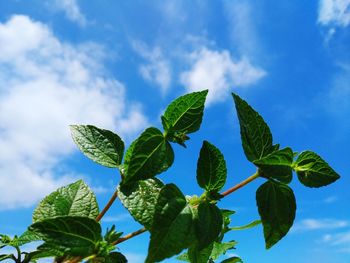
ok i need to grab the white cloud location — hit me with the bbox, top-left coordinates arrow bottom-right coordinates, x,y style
318,0 -> 350,27
223,1 -> 261,59
180,47 -> 266,104
133,42 -> 172,94
0,15 -> 148,210
321,230 -> 350,253
52,0 -> 87,26
292,218 -> 349,232
102,213 -> 131,223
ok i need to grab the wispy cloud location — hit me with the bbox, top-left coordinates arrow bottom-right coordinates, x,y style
132,41 -> 172,94
318,0 -> 350,27
0,15 -> 148,210
52,0 -> 87,26
102,213 -> 131,223
318,0 -> 350,41
180,47 -> 266,104
321,230 -> 350,253
292,218 -> 349,232
223,0 -> 261,59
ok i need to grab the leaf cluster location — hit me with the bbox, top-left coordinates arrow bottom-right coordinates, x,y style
0,90 -> 340,263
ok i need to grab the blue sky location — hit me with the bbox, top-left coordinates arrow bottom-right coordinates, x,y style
0,0 -> 349,262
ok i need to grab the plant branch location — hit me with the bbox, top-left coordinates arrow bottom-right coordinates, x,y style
221,171 -> 259,197
112,227 -> 147,245
96,188 -> 119,222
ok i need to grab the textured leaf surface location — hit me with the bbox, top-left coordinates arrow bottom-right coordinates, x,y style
33,180 -> 99,222
70,125 -> 124,168
118,178 -> 164,229
123,127 -> 174,184
293,151 -> 340,187
146,184 -> 194,263
233,93 -> 274,162
9,231 -> 41,247
197,140 -> 227,192
256,181 -> 296,249
29,216 -> 102,256
196,203 -> 223,249
254,147 -> 294,183
162,90 -> 208,134
178,241 -> 237,263
210,241 -> 238,260
187,243 -> 213,263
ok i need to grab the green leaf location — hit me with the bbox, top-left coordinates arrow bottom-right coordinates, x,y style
221,257 -> 243,263
162,90 -> 208,145
9,231 -> 41,247
118,178 -> 164,229
219,209 -> 235,241
24,249 -> 60,261
178,241 -> 237,263
232,93 -> 274,162
89,252 -> 127,263
0,254 -> 13,261
210,241 -> 238,260
197,140 -> 227,192
256,181 -> 296,249
33,180 -> 99,222
103,225 -> 123,244
146,184 -> 195,263
105,252 -> 127,263
29,216 -> 102,257
70,125 -> 125,168
196,203 -> 223,250
176,252 -> 190,262
253,147 -> 294,183
230,220 -> 261,231
293,151 -> 340,188
187,243 -> 213,263
122,127 -> 174,184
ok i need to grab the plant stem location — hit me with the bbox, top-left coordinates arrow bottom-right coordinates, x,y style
63,257 -> 82,263
112,227 -> 147,245
221,171 -> 260,197
95,188 -> 119,222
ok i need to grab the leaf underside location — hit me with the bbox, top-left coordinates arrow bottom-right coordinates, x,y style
33,179 -> 99,223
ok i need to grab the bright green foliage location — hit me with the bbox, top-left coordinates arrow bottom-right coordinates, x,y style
0,90 -> 341,263
122,127 -> 174,184
118,178 -> 164,229
197,140 -> 227,193
70,125 -> 124,168
293,151 -> 340,187
33,179 -> 99,222
187,244 -> 214,263
103,225 -> 123,244
162,90 -> 208,146
210,241 -> 238,261
256,181 -> 296,249
29,216 -> 102,256
253,147 -> 294,183
146,184 -> 195,263
230,220 -> 261,231
233,93 -> 274,162
196,202 -> 223,250
178,241 -> 238,263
